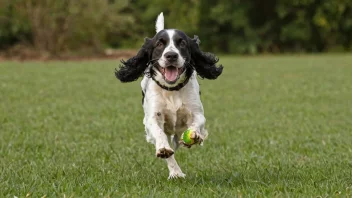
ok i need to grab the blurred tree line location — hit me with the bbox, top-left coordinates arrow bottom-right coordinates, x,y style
0,0 -> 351,56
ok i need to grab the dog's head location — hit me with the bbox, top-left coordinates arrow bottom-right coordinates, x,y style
115,12 -> 223,90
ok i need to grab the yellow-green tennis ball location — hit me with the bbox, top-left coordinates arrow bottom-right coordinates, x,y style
182,129 -> 194,145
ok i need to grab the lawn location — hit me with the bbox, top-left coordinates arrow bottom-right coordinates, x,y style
1,55 -> 352,197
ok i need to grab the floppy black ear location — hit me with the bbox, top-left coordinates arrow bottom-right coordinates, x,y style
115,38 -> 152,82
189,35 -> 223,79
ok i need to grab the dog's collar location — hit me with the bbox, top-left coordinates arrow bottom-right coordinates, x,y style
148,65 -> 194,91
152,74 -> 191,91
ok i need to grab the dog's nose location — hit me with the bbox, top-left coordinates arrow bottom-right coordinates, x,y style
164,52 -> 178,62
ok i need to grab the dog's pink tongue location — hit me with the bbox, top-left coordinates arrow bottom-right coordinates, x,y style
165,67 -> 178,81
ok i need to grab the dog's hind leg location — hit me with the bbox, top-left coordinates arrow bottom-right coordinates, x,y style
171,135 -> 181,150
165,155 -> 185,179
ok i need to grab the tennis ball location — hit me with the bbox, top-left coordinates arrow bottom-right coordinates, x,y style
182,129 -> 194,145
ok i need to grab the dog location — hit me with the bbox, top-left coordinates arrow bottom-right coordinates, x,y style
115,12 -> 223,179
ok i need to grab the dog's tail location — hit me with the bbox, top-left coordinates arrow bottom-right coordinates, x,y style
155,12 -> 164,33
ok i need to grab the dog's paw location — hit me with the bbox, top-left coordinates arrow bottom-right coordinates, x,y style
168,172 -> 186,179
179,129 -> 204,148
156,147 -> 174,158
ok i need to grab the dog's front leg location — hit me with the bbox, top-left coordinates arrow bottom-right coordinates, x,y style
146,112 -> 174,158
189,112 -> 207,144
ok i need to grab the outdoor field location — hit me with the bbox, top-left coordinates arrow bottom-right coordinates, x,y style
1,55 -> 352,197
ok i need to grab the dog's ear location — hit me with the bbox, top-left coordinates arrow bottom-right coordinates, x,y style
188,35 -> 223,79
115,38 -> 152,82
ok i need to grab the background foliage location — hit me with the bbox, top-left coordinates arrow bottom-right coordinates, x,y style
0,0 -> 351,55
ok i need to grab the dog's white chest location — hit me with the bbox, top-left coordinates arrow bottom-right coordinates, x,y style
162,92 -> 192,135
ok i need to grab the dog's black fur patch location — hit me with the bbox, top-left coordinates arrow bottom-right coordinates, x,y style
115,38 -> 152,83
188,36 -> 223,80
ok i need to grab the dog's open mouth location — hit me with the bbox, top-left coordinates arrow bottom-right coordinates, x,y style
157,65 -> 184,84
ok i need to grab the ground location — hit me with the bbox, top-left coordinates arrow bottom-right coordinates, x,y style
1,55 -> 352,197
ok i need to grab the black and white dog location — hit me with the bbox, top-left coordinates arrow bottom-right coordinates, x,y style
115,13 -> 223,179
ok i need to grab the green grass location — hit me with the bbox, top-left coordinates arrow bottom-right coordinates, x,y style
1,55 -> 352,197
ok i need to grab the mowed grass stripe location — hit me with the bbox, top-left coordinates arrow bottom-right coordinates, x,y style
0,55 -> 351,197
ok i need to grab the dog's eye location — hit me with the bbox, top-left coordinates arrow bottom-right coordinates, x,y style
156,42 -> 163,48
179,40 -> 186,48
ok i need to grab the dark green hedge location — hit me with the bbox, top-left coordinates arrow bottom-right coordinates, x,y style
0,0 -> 351,54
